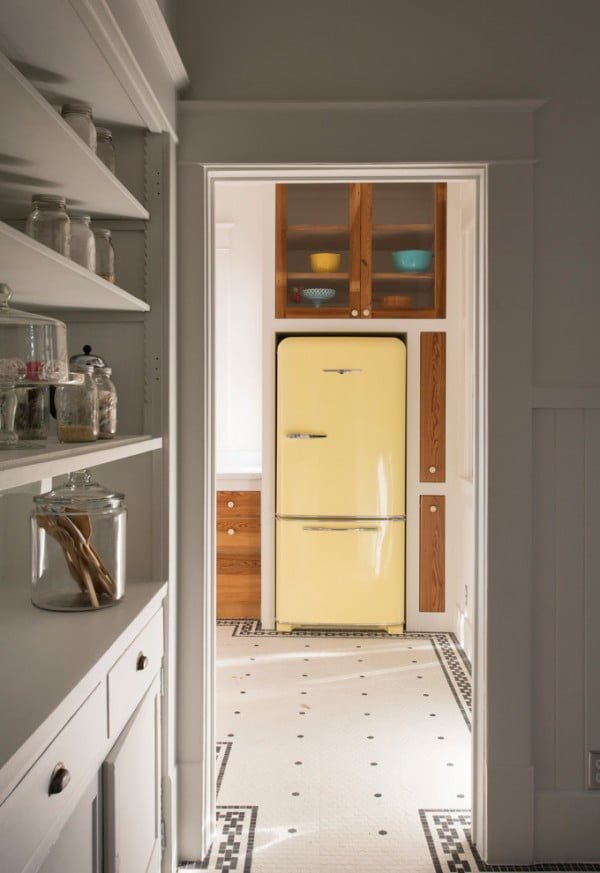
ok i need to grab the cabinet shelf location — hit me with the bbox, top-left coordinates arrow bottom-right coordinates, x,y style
0,52 -> 149,221
372,272 -> 434,281
0,435 -> 162,491
287,272 -> 349,281
0,221 -> 149,311
286,225 -> 349,250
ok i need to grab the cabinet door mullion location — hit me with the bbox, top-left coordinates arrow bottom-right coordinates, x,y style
359,182 -> 372,316
275,184 -> 287,318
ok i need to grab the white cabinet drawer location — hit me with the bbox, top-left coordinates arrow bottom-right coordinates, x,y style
107,608 -> 163,739
0,682 -> 105,873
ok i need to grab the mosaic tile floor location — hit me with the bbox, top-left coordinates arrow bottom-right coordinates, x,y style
180,622 -> 599,872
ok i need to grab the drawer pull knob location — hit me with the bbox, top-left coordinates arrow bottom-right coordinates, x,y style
227,500 -> 235,508
137,653 -> 149,671
227,528 -> 235,536
363,309 -> 371,317
430,504 -> 438,513
429,465 -> 437,474
49,764 -> 70,796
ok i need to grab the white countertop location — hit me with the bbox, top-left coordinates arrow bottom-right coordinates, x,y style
216,471 -> 262,491
0,578 -> 167,802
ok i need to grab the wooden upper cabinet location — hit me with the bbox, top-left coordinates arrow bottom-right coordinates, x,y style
275,182 -> 446,319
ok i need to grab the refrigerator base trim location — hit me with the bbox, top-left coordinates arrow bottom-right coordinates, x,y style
275,621 -> 405,635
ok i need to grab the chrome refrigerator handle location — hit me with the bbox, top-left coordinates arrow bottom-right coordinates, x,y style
302,525 -> 379,533
286,433 -> 328,439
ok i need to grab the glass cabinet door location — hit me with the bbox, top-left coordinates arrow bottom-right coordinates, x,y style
276,183 -> 361,318
362,182 -> 446,318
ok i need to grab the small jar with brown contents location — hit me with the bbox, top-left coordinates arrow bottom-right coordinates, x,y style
56,364 -> 98,442
93,228 -> 115,283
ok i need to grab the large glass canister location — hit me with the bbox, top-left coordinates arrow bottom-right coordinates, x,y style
32,470 -> 126,611
26,194 -> 71,257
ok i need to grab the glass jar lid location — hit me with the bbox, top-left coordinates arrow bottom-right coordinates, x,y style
62,102 -> 93,115
0,284 -> 69,383
93,228 -> 111,238
70,212 -> 92,223
96,127 -> 112,141
96,366 -> 112,376
34,469 -> 124,511
70,345 -> 106,369
31,193 -> 66,208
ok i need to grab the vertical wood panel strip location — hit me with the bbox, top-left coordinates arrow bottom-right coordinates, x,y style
358,182 -> 371,314
419,495 -> 445,612
275,184 -> 287,318
584,410 -> 600,760
532,409 -> 557,789
420,332 -> 446,481
434,182 -> 447,318
554,409 -> 586,789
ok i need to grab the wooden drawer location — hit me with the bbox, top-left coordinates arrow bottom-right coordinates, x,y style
0,683 -> 105,873
217,554 -> 261,619
217,516 -> 260,552
107,608 -> 163,739
217,491 -> 260,518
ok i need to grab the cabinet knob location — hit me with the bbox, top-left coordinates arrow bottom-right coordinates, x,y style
351,309 -> 358,317
227,528 -> 235,536
48,763 -> 70,796
227,500 -> 235,508
363,309 -> 371,317
136,653 -> 149,671
429,504 -> 438,513
428,465 -> 437,474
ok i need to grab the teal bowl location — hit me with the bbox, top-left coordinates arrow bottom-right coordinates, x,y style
392,249 -> 433,273
301,287 -> 336,308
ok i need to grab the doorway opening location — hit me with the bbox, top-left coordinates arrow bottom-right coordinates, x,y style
205,165 -> 486,871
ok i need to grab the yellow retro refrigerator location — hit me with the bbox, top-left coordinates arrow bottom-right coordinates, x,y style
276,336 -> 406,632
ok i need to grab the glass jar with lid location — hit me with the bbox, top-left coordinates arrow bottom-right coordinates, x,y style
15,386 -> 49,440
94,367 -> 117,439
96,127 -> 116,173
55,364 -> 98,443
93,228 -> 115,283
31,469 -> 126,611
26,194 -> 71,257
61,103 -> 97,151
69,213 -> 96,271
0,283 -> 69,447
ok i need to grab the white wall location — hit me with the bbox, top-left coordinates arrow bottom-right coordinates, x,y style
175,0 -> 600,862
214,184 -> 272,473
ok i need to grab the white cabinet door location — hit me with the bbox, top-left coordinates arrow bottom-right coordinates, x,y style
103,676 -> 161,873
38,776 -> 101,873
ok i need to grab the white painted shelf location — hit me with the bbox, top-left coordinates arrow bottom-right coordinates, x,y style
0,222 -> 149,311
0,435 -> 162,490
0,0 -> 184,137
0,52 -> 149,220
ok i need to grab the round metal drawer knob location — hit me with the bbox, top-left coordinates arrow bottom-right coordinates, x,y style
363,309 -> 371,317
430,505 -> 438,513
136,653 -> 149,671
429,465 -> 437,474
351,309 -> 359,317
49,763 -> 70,796
227,528 -> 235,536
227,500 -> 235,508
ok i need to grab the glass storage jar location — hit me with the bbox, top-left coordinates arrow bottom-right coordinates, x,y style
15,386 -> 49,440
96,127 -> 116,173
93,228 -> 115,283
26,194 -> 71,257
31,470 -> 126,611
61,103 -> 97,151
69,213 -> 96,271
56,364 -> 98,442
94,367 -> 117,439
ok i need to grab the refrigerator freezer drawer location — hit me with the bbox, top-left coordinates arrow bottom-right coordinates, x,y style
276,518 -> 405,627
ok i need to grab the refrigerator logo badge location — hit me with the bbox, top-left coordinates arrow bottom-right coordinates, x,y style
322,368 -> 363,374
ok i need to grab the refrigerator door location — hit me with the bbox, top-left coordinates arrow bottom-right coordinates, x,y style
276,518 -> 405,628
277,336 -> 406,517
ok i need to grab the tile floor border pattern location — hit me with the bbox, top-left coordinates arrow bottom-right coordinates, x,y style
216,741 -> 232,795
420,810 -> 600,873
180,806 -> 258,872
218,619 -> 473,729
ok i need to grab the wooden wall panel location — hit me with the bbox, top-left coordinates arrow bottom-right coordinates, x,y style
419,495 -> 445,612
420,332 -> 446,482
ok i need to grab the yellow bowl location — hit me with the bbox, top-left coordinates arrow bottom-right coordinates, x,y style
310,252 -> 341,273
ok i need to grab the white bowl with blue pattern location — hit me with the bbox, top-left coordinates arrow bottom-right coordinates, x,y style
301,288 -> 336,308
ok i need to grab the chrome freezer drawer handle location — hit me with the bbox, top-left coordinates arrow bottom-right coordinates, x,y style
286,433 -> 328,439
303,525 -> 379,533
